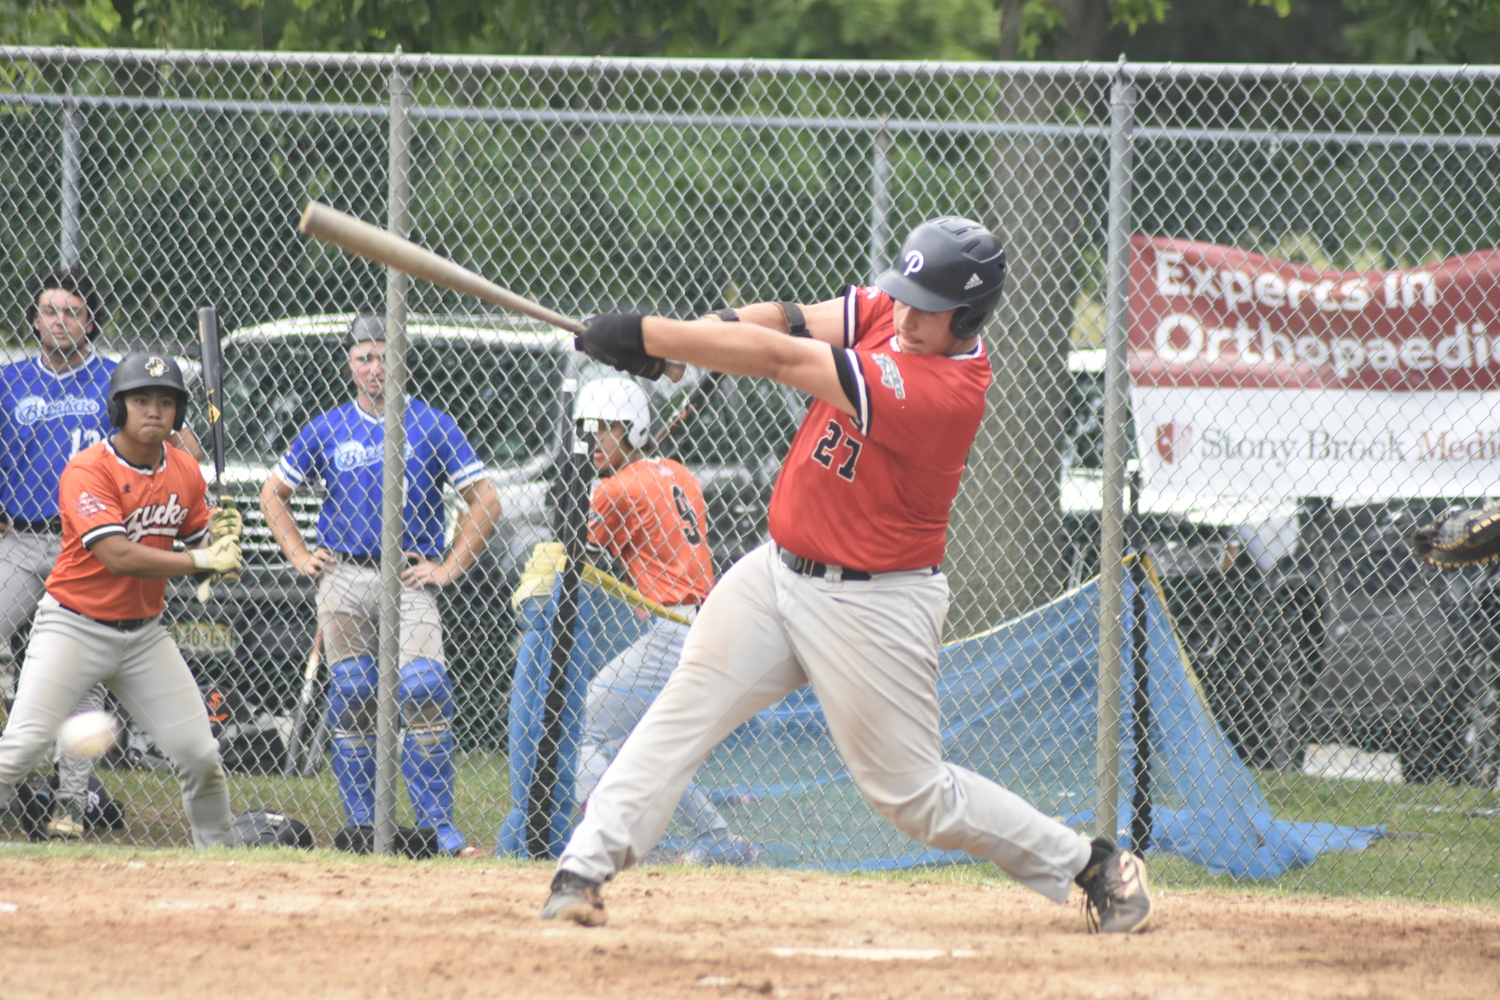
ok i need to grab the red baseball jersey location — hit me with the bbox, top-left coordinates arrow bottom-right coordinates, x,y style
589,456 -> 715,607
48,440 -> 211,620
767,285 -> 991,572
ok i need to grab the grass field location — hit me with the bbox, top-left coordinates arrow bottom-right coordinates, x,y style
5,756 -> 1496,904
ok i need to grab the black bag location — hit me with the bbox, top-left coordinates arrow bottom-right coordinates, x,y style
100,685 -> 288,775
204,685 -> 287,775
231,809 -> 314,849
334,824 -> 441,859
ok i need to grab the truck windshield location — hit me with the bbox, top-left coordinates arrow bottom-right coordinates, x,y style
221,334 -> 564,470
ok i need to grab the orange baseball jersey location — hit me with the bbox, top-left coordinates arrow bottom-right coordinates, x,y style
589,456 -> 714,607
768,285 -> 991,572
48,440 -> 211,620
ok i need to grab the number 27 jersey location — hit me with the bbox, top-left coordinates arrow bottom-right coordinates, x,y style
767,286 -> 991,573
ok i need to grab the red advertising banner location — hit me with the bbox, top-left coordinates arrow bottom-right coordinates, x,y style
1130,236 -> 1500,391
1128,237 -> 1500,503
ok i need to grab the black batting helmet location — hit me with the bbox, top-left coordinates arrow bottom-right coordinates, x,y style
26,267 -> 104,340
876,217 -> 1007,338
107,352 -> 189,431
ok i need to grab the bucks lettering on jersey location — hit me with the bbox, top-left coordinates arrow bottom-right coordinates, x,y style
0,355 -> 116,521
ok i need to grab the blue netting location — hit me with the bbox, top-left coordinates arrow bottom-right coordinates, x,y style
502,562 -> 1382,876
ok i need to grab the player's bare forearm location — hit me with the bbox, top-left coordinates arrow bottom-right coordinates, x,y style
261,473 -> 328,577
445,478 -> 503,579
732,299 -> 846,346
642,316 -> 855,417
89,534 -> 198,579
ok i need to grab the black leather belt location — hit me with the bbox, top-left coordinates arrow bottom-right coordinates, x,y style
57,602 -> 153,632
778,545 -> 874,581
3,515 -> 62,533
333,551 -> 382,568
777,545 -> 936,581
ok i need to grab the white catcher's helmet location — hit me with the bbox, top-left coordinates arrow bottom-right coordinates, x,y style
574,377 -> 653,450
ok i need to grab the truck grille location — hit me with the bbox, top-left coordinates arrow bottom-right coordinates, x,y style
223,491 -> 321,567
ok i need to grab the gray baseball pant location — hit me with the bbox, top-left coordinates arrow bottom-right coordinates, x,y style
577,610 -> 729,838
0,595 -> 232,847
559,542 -> 1091,903
0,529 -> 108,815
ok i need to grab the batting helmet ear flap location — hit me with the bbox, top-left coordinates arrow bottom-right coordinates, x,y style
108,353 -> 189,431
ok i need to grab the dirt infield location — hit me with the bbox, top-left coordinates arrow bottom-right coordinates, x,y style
1,853 -> 1497,999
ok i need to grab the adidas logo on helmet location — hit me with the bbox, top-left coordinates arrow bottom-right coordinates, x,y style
963,273 -> 983,290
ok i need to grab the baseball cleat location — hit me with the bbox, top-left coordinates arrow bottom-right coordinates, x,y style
46,808 -> 85,840
1077,837 -> 1152,933
677,830 -> 761,867
540,869 -> 608,926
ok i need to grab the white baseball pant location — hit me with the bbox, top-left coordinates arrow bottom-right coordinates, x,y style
0,595 -> 232,847
0,528 -> 109,815
577,609 -> 730,838
558,542 -> 1091,903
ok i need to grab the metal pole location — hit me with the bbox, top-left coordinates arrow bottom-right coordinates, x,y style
60,88 -> 81,269
1096,56 -> 1135,844
376,50 -> 412,858
868,129 -> 891,283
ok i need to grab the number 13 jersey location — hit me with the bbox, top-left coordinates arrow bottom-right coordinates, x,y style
767,286 -> 991,573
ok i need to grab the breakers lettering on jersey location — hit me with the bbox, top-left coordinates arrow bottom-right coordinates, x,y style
1,355 -> 116,521
277,400 -> 487,559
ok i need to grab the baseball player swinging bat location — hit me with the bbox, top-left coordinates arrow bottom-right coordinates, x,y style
297,202 -> 685,383
195,307 -> 237,603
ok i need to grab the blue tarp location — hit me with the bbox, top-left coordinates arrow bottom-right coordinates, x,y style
501,563 -> 1381,875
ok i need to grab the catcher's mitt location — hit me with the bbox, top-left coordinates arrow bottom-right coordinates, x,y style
1409,500 -> 1500,568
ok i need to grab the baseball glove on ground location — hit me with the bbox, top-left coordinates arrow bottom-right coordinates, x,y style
1409,500 -> 1500,568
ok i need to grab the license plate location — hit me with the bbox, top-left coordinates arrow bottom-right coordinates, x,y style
172,621 -> 237,656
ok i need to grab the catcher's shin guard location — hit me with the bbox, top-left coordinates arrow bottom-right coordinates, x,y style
331,737 -> 376,826
328,656 -> 378,827
399,658 -> 464,853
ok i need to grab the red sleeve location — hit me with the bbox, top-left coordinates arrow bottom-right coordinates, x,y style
59,457 -> 127,550
846,285 -> 893,349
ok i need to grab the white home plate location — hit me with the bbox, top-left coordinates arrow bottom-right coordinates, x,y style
770,947 -> 976,961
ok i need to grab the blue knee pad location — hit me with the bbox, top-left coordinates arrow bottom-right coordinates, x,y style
398,658 -> 464,852
328,657 -> 378,827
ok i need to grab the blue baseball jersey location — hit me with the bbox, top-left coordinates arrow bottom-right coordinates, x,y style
1,354 -> 117,521
276,399 -> 489,559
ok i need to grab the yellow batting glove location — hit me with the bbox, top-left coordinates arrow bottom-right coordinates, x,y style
511,542 -> 567,610
190,535 -> 243,575
209,507 -> 244,541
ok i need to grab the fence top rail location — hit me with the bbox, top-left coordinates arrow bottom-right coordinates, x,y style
4,46 -> 1500,84
3,89 -> 1496,149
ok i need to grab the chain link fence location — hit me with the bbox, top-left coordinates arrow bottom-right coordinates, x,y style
0,49 -> 1496,898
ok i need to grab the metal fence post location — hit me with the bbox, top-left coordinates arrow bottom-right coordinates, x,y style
376,50 -> 413,857
1096,56 -> 1135,844
60,87 -> 81,269
868,128 -> 891,284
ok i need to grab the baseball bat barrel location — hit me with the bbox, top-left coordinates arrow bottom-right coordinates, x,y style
198,307 -> 227,486
298,202 -> 684,382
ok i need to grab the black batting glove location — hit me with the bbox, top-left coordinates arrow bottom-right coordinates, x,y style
574,313 -> 668,381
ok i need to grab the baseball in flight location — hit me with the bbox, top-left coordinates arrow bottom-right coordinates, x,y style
57,710 -> 118,758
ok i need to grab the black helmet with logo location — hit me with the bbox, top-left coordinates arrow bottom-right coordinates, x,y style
107,352 -> 189,430
876,217 -> 1007,338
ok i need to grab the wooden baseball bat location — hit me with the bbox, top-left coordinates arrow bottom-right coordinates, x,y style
298,201 -> 684,382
